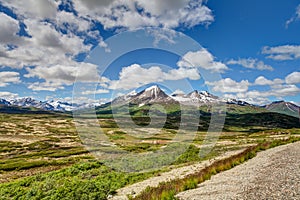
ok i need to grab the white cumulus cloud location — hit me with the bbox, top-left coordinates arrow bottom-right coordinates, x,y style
206,78 -> 250,93
177,49 -> 228,73
0,12 -> 21,44
73,0 -> 214,29
109,64 -> 201,90
28,82 -> 65,92
254,76 -> 284,86
0,91 -> 19,99
0,71 -> 20,87
25,62 -> 100,91
81,89 -> 110,95
223,84 -> 300,105
0,0 -> 103,91
285,71 -> 300,84
227,58 -> 273,71
0,0 -> 214,92
262,45 -> 300,60
0,0 -> 58,19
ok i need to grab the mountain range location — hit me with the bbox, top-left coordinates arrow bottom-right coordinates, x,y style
0,85 -> 299,118
0,97 -> 95,112
111,85 -> 248,107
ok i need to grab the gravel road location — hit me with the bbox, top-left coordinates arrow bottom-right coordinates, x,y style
176,141 -> 300,200
110,149 -> 246,200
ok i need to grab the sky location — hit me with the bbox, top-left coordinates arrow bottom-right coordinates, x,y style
0,0 -> 299,106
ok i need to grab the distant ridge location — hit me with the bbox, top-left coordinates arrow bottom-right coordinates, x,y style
265,101 -> 300,118
1,85 -> 299,116
0,97 -> 96,112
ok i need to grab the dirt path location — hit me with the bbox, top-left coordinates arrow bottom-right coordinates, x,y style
176,141 -> 300,200
110,149 -> 247,200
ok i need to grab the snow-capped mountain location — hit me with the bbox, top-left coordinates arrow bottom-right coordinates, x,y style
132,85 -> 174,104
46,100 -> 76,112
111,90 -> 138,104
112,85 -> 176,106
171,90 -> 219,105
111,85 -> 254,107
172,90 -> 250,106
0,98 -> 11,105
11,98 -> 55,111
45,100 -> 102,111
0,96 -> 104,112
5,85 -> 299,114
111,85 -> 255,107
226,98 -> 250,106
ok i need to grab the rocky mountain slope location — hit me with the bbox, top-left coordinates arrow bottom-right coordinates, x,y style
112,85 -> 176,106
265,100 -> 299,118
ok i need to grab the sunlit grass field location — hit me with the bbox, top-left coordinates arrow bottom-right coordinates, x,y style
0,104 -> 299,199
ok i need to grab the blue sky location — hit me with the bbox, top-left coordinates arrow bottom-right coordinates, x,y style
0,0 -> 299,105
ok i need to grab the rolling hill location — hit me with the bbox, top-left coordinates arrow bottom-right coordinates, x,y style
265,101 -> 299,118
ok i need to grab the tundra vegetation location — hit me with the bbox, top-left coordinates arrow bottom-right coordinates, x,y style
0,104 -> 299,199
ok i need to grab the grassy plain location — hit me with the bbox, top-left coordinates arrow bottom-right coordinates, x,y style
0,104 -> 299,199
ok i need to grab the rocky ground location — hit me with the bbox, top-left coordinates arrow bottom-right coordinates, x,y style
176,141 -> 300,200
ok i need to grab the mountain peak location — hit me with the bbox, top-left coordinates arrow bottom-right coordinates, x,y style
186,90 -> 200,99
144,85 -> 162,95
171,90 -> 219,105
135,85 -> 170,102
143,85 -> 163,99
145,85 -> 160,91
112,85 -> 174,105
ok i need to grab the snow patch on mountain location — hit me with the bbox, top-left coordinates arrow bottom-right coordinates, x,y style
0,97 -> 101,112
171,90 -> 219,105
46,100 -> 75,112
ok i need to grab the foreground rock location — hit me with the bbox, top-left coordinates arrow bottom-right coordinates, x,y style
177,141 -> 300,200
